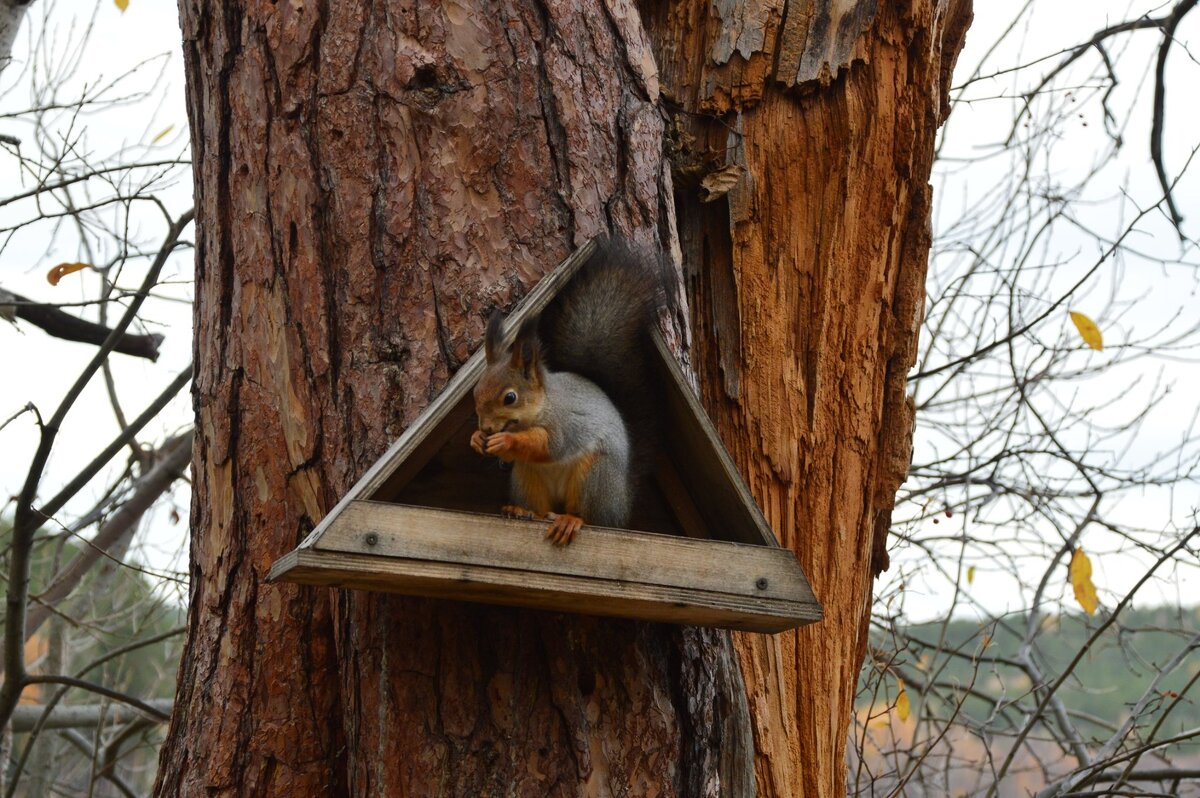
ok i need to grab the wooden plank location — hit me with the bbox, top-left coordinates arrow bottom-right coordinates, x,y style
296,239 -> 599,549
650,330 -> 780,547
311,502 -> 815,605
652,453 -> 709,539
269,512 -> 823,633
270,549 -> 812,633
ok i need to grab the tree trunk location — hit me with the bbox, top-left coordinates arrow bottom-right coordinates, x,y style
159,1 -> 752,795
640,1 -> 972,796
159,1 -> 969,796
0,0 -> 32,78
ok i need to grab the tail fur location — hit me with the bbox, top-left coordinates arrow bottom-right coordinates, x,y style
539,236 -> 675,477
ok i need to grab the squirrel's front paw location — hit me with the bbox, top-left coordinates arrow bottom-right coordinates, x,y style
546,513 -> 584,546
485,432 -> 517,461
470,429 -> 488,455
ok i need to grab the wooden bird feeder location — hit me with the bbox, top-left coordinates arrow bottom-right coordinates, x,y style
268,241 -> 823,633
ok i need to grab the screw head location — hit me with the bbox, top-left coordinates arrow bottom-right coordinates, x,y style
365,533 -> 379,547
755,577 -> 769,590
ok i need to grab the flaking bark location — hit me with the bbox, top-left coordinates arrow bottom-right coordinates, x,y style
158,2 -> 751,795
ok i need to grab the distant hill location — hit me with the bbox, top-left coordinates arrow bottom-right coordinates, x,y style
873,606 -> 1200,736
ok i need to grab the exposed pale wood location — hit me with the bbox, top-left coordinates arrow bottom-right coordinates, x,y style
642,0 -> 974,794
270,504 -> 820,633
297,240 -> 598,551
775,0 -> 879,86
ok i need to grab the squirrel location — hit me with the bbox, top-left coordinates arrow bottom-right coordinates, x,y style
470,236 -> 674,545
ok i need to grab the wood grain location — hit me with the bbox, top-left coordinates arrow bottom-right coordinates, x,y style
284,501 -> 819,624
271,501 -> 820,633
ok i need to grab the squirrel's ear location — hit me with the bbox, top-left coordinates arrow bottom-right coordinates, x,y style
511,318 -> 542,381
484,310 -> 505,364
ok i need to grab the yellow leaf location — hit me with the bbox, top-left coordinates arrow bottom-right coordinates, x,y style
895,681 -> 911,722
1069,548 -> 1099,616
114,0 -> 129,11
967,565 -> 976,585
1069,311 -> 1103,351
46,262 -> 91,286
150,124 -> 174,144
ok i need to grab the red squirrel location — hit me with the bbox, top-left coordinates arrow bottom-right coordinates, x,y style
471,237 -> 672,545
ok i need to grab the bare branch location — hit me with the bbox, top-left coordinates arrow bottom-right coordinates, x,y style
1,353 -> 191,728
988,529 -> 1200,793
21,675 -> 170,722
1149,0 -> 1197,237
25,431 -> 193,641
56,729 -> 140,798
0,287 -> 165,360
11,699 -> 173,732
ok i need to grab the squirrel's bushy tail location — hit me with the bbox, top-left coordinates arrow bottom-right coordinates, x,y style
540,236 -> 676,475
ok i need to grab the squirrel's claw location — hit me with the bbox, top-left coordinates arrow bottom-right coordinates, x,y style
470,429 -> 488,455
485,432 -> 516,461
546,513 -> 583,546
501,504 -> 543,521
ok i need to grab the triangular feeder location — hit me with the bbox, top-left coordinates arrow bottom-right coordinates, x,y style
268,240 -> 823,633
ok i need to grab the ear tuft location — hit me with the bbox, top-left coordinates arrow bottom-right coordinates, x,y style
511,318 -> 542,381
484,310 -> 505,363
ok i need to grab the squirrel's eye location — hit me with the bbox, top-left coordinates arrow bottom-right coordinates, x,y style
503,390 -> 518,406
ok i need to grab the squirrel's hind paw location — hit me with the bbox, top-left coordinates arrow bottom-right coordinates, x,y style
501,505 -> 544,521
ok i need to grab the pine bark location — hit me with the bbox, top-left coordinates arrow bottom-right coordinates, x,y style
641,1 -> 973,796
159,2 -> 751,795
160,1 -> 969,795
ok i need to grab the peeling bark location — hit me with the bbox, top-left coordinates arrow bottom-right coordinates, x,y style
642,0 -> 972,795
158,2 -> 751,795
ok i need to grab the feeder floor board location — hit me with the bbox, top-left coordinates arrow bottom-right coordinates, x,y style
269,501 -> 821,633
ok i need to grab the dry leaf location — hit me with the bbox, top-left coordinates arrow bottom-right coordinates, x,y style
895,681 -> 911,722
700,165 -> 745,203
1069,311 -> 1103,351
967,565 -> 976,585
114,0 -> 129,11
150,124 -> 174,144
47,262 -> 90,286
1069,548 -> 1099,616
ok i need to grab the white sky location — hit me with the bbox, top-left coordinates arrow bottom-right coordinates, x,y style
896,0 -> 1200,619
0,1 -> 1197,620
0,0 -> 193,587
